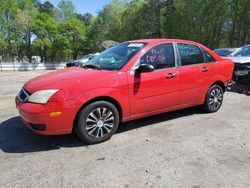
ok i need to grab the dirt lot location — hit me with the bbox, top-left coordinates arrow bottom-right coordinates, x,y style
0,71 -> 250,188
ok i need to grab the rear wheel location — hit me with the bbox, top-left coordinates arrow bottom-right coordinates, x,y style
74,101 -> 120,144
204,85 -> 224,113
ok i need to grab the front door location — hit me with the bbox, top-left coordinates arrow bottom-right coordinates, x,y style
128,43 -> 181,118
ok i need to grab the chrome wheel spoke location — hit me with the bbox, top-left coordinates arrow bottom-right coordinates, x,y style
211,90 -> 215,97
105,123 -> 113,128
95,108 -> 102,118
100,127 -> 104,137
87,126 -> 98,135
86,124 -> 97,131
103,125 -> 111,133
95,128 -> 101,138
86,118 -> 97,123
104,116 -> 114,122
101,108 -> 107,118
89,112 -> 98,121
104,111 -> 112,119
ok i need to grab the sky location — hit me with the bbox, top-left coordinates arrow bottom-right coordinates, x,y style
41,0 -> 112,15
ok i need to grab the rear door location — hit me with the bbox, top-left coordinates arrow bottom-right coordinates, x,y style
176,43 -> 206,105
200,48 -> 216,94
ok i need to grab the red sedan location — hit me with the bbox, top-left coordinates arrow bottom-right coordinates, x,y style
16,39 -> 234,144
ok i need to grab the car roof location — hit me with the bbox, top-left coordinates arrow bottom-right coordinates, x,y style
128,38 -> 202,45
213,48 -> 239,52
214,48 -> 238,51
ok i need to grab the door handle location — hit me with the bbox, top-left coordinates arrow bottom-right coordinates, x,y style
166,73 -> 176,79
201,67 -> 209,72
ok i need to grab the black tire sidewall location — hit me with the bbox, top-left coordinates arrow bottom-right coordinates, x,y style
204,85 -> 224,113
75,101 -> 120,144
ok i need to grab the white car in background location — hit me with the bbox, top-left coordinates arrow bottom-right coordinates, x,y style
228,45 -> 250,84
66,53 -> 100,67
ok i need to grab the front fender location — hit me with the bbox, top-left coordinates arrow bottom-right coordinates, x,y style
72,87 -> 130,122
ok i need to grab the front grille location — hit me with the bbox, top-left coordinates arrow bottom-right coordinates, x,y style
17,88 -> 30,102
234,63 -> 243,71
234,63 -> 250,71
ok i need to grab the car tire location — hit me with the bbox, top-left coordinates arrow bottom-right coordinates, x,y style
74,101 -> 120,144
203,85 -> 224,113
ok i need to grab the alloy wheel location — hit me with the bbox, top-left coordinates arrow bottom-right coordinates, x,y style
85,107 -> 114,139
208,88 -> 223,110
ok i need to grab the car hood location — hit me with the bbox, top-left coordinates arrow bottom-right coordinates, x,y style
24,67 -> 116,93
227,56 -> 250,64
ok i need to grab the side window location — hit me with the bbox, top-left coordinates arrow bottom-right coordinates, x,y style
178,44 -> 204,66
202,48 -> 216,63
140,43 -> 175,69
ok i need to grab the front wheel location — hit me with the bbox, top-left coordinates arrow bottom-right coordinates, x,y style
74,101 -> 120,144
203,85 -> 224,113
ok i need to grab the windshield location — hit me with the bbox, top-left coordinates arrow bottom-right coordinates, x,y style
231,46 -> 250,57
88,42 -> 146,70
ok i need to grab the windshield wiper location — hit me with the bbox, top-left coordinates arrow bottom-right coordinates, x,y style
81,64 -> 101,70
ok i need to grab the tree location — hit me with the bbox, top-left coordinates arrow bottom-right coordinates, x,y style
17,0 -> 38,62
33,12 -> 58,62
0,0 -> 18,61
59,17 -> 87,59
88,0 -> 126,51
58,0 -> 75,20
38,1 -> 54,16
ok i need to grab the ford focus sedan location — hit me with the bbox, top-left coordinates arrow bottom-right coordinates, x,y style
16,39 -> 234,144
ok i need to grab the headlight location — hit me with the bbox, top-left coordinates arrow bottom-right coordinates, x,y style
28,89 -> 59,104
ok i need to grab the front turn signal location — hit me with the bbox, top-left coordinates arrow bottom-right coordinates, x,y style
49,111 -> 63,117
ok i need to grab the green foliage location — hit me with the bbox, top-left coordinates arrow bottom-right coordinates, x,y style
88,0 -> 127,51
59,17 -> 87,59
58,0 -> 75,20
32,12 -> 57,61
0,0 -> 250,62
38,1 -> 54,16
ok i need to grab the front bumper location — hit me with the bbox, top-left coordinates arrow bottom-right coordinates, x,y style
15,97 -> 79,135
233,63 -> 250,84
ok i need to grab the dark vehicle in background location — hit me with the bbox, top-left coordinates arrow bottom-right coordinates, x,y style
213,48 -> 238,57
66,53 -> 100,68
228,45 -> 250,84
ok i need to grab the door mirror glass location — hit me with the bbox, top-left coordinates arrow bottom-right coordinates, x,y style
135,64 -> 154,74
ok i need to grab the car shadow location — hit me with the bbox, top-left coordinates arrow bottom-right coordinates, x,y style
0,117 -> 85,153
0,107 -> 204,154
227,83 -> 250,96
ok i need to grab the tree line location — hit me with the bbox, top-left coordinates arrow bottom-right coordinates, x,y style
0,0 -> 250,63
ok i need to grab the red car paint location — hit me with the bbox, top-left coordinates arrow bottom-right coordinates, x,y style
16,39 -> 234,135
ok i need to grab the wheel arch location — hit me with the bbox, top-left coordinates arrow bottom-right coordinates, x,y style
211,80 -> 226,93
73,96 -> 123,128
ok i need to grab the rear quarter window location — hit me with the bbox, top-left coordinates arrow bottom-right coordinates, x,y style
202,48 -> 216,63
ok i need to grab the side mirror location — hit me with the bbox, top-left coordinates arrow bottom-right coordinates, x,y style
135,64 -> 154,74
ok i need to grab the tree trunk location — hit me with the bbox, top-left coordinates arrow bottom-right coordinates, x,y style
28,31 -> 32,63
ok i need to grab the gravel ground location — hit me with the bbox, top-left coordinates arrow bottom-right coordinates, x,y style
0,71 -> 250,188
